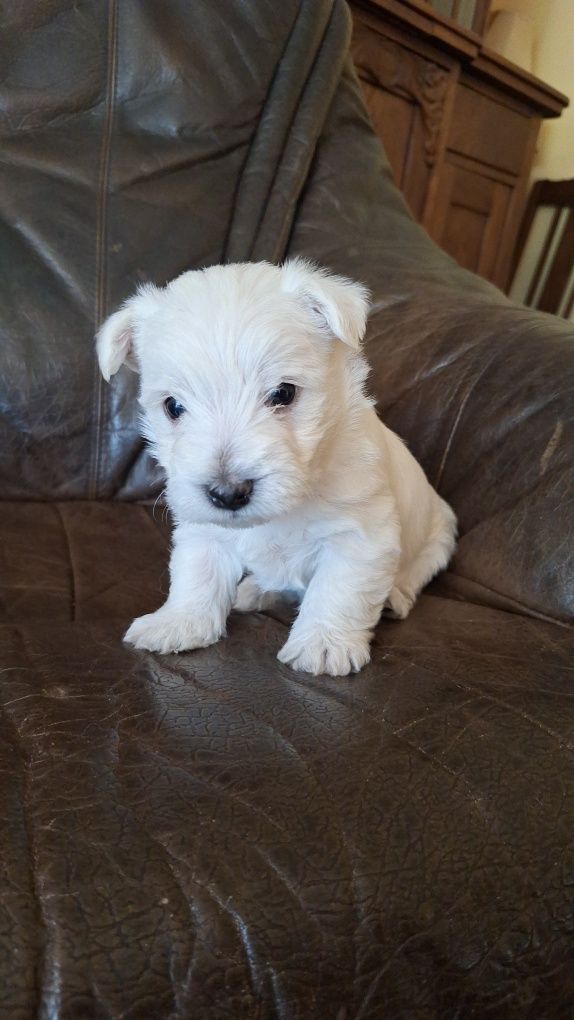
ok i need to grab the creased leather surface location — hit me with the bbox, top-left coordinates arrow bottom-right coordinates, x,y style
1,1 -> 574,1017
0,555 -> 573,1017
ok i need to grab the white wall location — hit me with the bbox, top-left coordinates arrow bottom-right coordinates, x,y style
489,0 -> 574,181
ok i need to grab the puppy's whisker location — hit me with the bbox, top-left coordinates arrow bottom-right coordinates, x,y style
152,489 -> 167,522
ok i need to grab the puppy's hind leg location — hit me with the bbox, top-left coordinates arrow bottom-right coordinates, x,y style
386,499 -> 457,619
233,574 -> 267,612
233,575 -> 293,614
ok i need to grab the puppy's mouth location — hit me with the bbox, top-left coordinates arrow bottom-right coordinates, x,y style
206,505 -> 268,529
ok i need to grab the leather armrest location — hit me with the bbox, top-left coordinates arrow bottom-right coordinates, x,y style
288,60 -> 574,622
367,285 -> 574,623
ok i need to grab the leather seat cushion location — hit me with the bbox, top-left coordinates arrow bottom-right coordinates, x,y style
1,501 -> 572,1016
0,501 -> 169,624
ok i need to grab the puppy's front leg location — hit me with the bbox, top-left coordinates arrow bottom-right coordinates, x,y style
278,528 -> 400,677
125,524 -> 242,654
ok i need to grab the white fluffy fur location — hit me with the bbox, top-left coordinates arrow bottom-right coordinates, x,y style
97,260 -> 456,676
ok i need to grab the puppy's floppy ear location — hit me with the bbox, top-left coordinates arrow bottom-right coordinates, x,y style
96,283 -> 161,382
281,258 -> 370,349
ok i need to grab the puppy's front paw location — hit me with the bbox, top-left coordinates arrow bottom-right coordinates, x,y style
278,630 -> 371,677
124,608 -> 221,654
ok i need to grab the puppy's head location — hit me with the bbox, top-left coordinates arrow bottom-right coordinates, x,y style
97,260 -> 369,526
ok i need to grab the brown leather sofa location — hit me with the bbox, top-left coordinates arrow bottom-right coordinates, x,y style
2,2 -> 573,1017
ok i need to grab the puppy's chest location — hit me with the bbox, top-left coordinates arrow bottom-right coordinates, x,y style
237,520 -> 321,592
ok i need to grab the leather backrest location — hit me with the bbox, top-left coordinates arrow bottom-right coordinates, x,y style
0,0 -> 349,498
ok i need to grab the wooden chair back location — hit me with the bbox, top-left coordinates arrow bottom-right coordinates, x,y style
509,179 -> 574,319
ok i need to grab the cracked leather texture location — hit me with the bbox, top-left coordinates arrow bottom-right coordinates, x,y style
1,1 -> 573,1017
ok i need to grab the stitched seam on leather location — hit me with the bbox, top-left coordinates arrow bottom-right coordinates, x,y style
221,0 -> 304,263
54,503 -> 76,623
267,9 -> 354,266
249,3 -> 340,262
91,0 -> 119,500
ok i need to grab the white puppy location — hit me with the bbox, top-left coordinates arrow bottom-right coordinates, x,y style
97,260 -> 456,676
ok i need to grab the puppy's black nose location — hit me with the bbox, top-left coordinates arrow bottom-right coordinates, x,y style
207,479 -> 254,511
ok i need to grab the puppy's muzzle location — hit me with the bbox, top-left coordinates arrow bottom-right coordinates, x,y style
206,479 -> 254,511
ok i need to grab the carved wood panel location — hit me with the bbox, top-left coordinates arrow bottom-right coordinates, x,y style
350,1 -> 566,288
353,26 -> 449,167
352,21 -> 451,219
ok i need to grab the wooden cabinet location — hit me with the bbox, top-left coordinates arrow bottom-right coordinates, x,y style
351,0 -> 567,289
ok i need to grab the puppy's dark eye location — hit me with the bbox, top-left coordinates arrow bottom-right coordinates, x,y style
164,396 -> 186,420
266,383 -> 296,407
